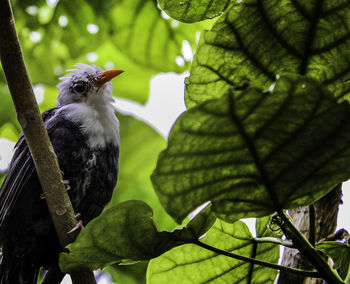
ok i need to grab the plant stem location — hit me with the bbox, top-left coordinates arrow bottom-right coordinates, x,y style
254,237 -> 294,248
193,240 -> 321,278
278,211 -> 344,283
309,204 -> 315,246
247,242 -> 257,283
345,263 -> 350,284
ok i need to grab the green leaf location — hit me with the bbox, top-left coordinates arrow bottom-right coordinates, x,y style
65,42 -> 156,104
60,200 -> 180,273
158,0 -> 233,23
0,80 -> 18,129
0,123 -> 20,142
253,217 -> 280,281
16,7 -> 154,104
109,114 -> 176,231
147,217 -> 279,283
152,74 -> 350,223
60,200 -> 214,273
0,73 -> 22,141
105,262 -> 148,284
0,173 -> 6,186
186,203 -> 216,239
185,0 -> 350,107
109,0 -> 200,72
317,241 -> 350,279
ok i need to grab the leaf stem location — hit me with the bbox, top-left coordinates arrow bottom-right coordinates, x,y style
254,237 -> 294,248
278,211 -> 344,283
193,240 -> 321,277
309,204 -> 315,246
247,241 -> 257,283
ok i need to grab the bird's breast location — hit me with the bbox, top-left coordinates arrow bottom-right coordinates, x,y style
58,103 -> 120,149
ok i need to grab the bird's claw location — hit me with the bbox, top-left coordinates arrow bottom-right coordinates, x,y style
60,170 -> 70,190
40,179 -> 70,199
67,220 -> 84,234
61,179 -> 71,191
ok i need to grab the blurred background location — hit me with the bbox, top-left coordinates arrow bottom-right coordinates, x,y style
0,0 -> 348,283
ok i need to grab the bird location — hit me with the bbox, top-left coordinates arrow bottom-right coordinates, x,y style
0,63 -> 123,283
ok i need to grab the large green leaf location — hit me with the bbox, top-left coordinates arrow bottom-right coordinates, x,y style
16,0 -> 198,73
185,0 -> 350,107
158,0 -> 233,23
147,217 -> 279,283
108,0 -> 200,72
59,200 -> 173,273
59,200 -> 214,273
108,114 -> 176,231
317,241 -> 350,279
152,74 -> 350,223
102,114 -> 180,282
105,262 -> 149,284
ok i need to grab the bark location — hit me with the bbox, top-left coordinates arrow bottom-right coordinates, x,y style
70,271 -> 98,284
0,0 -> 96,283
278,185 -> 342,284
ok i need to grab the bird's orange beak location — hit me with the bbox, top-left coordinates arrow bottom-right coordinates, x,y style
95,69 -> 124,87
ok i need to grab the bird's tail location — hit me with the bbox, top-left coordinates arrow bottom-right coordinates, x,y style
0,255 -> 65,284
0,254 -> 39,284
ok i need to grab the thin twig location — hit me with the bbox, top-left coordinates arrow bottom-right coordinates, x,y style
254,237 -> 294,248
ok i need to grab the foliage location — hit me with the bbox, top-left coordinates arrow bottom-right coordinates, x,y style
152,74 -> 350,224
317,241 -> 350,279
60,201 -> 215,272
147,217 -> 279,283
158,0 -> 233,23
1,0 -> 350,283
109,114 -> 176,231
185,0 -> 350,108
5,0 -> 203,104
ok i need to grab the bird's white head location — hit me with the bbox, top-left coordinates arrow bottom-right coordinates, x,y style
56,63 -> 123,108
55,64 -> 123,148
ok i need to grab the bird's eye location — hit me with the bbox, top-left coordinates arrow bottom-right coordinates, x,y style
72,82 -> 88,94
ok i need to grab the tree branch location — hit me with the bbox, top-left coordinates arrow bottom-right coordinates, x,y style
0,0 -> 96,283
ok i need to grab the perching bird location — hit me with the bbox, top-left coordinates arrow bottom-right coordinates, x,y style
0,64 -> 123,283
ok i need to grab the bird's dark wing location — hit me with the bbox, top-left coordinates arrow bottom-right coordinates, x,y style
0,108 -> 57,232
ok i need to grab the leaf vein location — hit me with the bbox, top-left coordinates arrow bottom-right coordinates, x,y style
258,1 -> 302,58
225,15 -> 275,81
